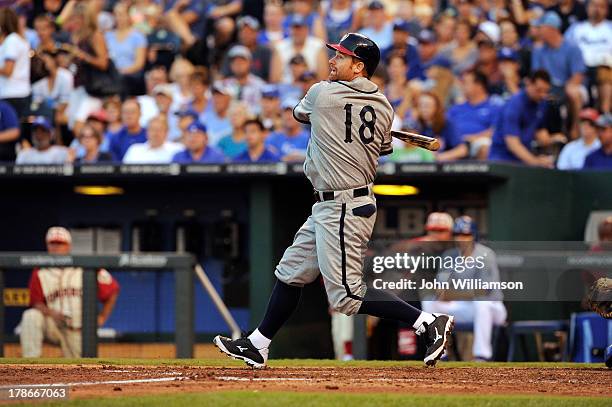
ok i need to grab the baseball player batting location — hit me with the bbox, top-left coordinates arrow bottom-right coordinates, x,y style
214,33 -> 454,368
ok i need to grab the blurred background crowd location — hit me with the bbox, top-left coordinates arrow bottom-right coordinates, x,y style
0,0 -> 610,168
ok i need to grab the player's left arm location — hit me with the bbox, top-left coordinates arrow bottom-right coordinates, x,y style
96,269 -> 120,326
293,81 -> 324,124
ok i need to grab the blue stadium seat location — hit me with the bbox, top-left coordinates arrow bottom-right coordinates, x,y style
507,320 -> 569,362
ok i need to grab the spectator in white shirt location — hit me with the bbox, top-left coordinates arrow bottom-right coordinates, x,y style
122,116 -> 182,164
16,117 -> 69,165
138,66 -> 168,127
31,50 -> 74,129
557,108 -> 602,169
0,7 -> 31,119
565,0 -> 612,113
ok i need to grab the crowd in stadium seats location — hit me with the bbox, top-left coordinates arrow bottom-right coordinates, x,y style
0,0 -> 610,168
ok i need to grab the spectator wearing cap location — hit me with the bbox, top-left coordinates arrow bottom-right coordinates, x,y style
532,11 -> 586,139
0,7 -> 31,119
149,83 -> 180,141
270,14 -> 328,84
172,122 -> 226,164
222,45 -> 266,115
421,212 -> 454,242
380,19 -> 423,81
565,0 -> 612,114
489,70 -> 554,167
448,19 -> 478,76
31,50 -> 74,131
441,70 -> 502,161
557,109 -> 602,169
234,118 -> 280,163
476,21 -> 501,46
138,66 -> 168,127
258,1 -> 288,47
201,83 -> 234,147
283,0 -> 327,40
277,54 -> 311,101
266,98 -> 310,162
358,0 -> 393,50
0,100 -> 19,162
16,117 -> 69,164
122,115 -> 182,164
260,85 -> 283,132
417,30 -> 440,70
69,109 -> 111,160
321,0 -> 359,44
107,99 -> 147,161
497,47 -> 521,97
174,107 -> 199,142
104,2 -> 148,97
583,113 -> 612,170
422,216 -> 507,362
217,101 -> 250,159
72,124 -> 112,164
221,16 -> 272,81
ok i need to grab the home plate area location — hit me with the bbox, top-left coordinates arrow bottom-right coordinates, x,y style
0,364 -> 609,401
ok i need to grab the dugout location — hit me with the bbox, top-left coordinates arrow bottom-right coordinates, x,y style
0,162 -> 610,359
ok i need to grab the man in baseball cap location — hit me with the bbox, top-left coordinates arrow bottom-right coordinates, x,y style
557,109 -> 602,169
422,215 -> 507,362
583,113 -> 612,169
16,117 -> 69,164
424,212 -> 454,240
46,226 -> 72,254
171,121 -> 226,163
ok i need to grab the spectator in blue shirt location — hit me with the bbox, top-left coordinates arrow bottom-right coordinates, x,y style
381,20 -> 423,81
0,100 -> 19,162
108,99 -> 147,161
172,122 -> 226,164
531,11 -> 586,139
234,118 -> 280,163
557,109 -> 601,169
440,70 -> 501,161
583,114 -> 612,170
104,3 -> 147,96
164,0 -> 212,47
266,98 -> 309,162
489,70 -> 554,167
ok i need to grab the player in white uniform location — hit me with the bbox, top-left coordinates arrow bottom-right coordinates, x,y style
19,227 -> 119,358
214,33 -> 454,368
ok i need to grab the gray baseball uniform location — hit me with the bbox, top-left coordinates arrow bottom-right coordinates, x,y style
275,77 -> 393,315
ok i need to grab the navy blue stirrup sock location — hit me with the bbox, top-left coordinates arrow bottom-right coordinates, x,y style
357,288 -> 421,326
258,279 -> 302,339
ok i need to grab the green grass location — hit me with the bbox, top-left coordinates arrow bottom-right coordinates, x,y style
15,391 -> 611,407
0,357 -> 605,369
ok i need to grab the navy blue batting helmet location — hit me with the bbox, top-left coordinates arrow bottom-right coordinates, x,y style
326,33 -> 380,79
453,216 -> 478,237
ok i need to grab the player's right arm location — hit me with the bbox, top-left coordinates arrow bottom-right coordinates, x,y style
292,81 -> 326,124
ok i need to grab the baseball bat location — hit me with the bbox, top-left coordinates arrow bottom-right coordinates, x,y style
391,130 -> 440,151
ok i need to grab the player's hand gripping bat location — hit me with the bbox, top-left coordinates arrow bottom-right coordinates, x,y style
391,130 -> 440,151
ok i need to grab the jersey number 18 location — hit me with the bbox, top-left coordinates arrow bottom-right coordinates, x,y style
343,104 -> 376,145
